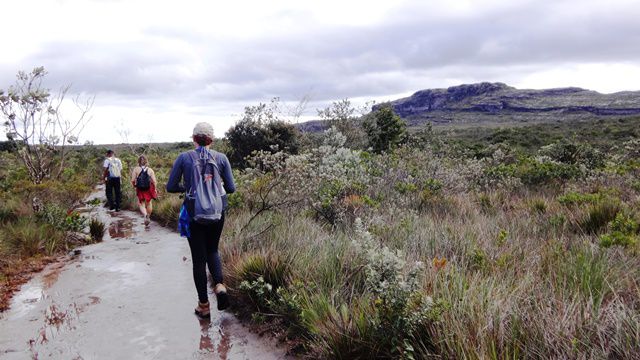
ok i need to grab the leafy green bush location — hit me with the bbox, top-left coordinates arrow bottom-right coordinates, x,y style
486,156 -> 582,186
36,204 -> 87,232
539,140 -> 605,169
363,105 -> 407,154
600,212 -> 639,248
226,100 -> 301,168
558,191 -> 603,206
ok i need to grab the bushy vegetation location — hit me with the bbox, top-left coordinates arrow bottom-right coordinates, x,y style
225,99 -> 301,168
1,89 -> 639,358
211,115 -> 640,358
0,145 -> 101,310
123,113 -> 639,358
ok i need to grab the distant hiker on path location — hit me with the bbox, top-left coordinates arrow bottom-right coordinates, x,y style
103,149 -> 123,211
166,122 -> 236,318
131,155 -> 157,226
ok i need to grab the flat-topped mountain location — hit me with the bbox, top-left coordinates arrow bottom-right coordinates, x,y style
375,82 -> 640,125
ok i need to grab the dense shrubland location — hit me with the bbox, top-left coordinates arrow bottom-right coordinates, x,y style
1,89 -> 639,358
117,113 -> 640,359
213,113 -> 640,359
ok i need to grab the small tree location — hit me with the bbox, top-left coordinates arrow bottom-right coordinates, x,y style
364,104 -> 407,153
317,98 -> 367,149
0,67 -> 94,184
226,99 -> 300,168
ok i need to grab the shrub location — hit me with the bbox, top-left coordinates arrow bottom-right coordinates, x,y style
580,200 -> 621,234
539,140 -> 605,169
600,212 -> 639,248
4,218 -> 64,258
234,252 -> 292,312
530,198 -> 547,214
0,198 -> 24,223
226,100 -> 301,168
36,204 -> 87,232
558,191 -> 602,206
89,218 -> 105,242
236,252 -> 291,290
349,219 -> 441,358
363,105 -> 407,153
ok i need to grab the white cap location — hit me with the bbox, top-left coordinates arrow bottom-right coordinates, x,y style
192,122 -> 214,139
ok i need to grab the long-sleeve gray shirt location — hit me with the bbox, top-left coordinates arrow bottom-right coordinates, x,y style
166,147 -> 236,209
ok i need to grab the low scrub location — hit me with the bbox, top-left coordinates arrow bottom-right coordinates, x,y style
2,218 -> 65,258
151,196 -> 182,228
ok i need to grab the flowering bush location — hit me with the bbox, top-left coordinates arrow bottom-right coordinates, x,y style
351,218 -> 441,358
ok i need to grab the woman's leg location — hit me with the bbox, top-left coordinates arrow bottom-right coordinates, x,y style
138,200 -> 147,216
187,222 -> 209,304
204,213 -> 225,285
145,199 -> 153,216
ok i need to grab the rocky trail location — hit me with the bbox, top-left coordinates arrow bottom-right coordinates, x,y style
0,186 -> 289,359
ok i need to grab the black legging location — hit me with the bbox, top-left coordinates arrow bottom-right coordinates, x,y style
187,214 -> 225,304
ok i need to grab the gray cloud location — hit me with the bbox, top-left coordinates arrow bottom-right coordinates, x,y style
5,0 -> 639,115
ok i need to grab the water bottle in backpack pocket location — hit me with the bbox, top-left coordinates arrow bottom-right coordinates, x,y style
187,149 -> 224,224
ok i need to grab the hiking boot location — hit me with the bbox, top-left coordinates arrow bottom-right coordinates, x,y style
144,215 -> 150,226
214,284 -> 230,311
194,301 -> 210,318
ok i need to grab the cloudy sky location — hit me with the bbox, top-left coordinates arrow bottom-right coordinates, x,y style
2,0 -> 639,144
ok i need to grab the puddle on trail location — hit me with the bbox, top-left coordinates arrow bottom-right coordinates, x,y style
108,213 -> 136,239
42,261 -> 66,289
198,316 -> 233,359
1,187 -> 290,360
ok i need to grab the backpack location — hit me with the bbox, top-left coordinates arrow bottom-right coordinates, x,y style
107,157 -> 122,178
186,149 -> 224,224
136,167 -> 151,190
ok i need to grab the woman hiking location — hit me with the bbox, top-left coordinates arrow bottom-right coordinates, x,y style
131,155 -> 157,226
166,122 -> 236,318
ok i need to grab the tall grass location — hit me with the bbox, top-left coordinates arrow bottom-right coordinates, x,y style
151,195 -> 182,228
3,218 -> 65,258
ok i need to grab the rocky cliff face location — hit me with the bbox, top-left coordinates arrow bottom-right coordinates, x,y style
375,82 -> 640,124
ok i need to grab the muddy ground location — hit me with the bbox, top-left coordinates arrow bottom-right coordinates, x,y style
0,186 -> 290,359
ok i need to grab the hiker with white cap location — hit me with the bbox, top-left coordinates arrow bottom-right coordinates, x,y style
166,122 -> 236,318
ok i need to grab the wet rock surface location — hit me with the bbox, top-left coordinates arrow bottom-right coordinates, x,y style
0,186 -> 289,359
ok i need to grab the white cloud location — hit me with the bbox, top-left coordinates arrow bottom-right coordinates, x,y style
1,0 -> 639,143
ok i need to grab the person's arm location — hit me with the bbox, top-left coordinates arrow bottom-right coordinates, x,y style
166,154 -> 185,193
150,168 -> 158,185
102,159 -> 109,181
219,154 -> 236,194
131,167 -> 137,187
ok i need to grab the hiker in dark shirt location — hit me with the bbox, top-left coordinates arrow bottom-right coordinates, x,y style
166,122 -> 236,318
